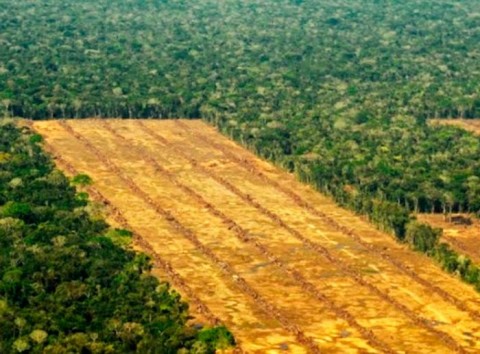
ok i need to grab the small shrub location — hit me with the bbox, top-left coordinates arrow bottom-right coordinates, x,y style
71,174 -> 93,186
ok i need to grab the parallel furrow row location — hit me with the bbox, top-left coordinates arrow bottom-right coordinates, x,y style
135,121 -> 464,352
175,120 -> 480,322
104,120 -> 396,353
32,132 -> 244,351
58,120 -> 322,354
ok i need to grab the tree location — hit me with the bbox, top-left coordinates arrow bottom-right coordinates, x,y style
405,221 -> 441,253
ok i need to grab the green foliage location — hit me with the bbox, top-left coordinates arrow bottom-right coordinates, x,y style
0,201 -> 32,220
402,221 -> 480,291
432,243 -> 480,288
2,0 -> 480,121
71,173 -> 93,186
28,134 -> 43,144
370,200 -> 411,240
115,228 -> 133,237
405,221 -> 441,253
75,191 -> 89,202
0,123 -> 233,353
105,228 -> 134,247
197,326 -> 236,351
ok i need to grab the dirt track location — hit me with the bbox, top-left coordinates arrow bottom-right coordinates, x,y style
32,119 -> 480,353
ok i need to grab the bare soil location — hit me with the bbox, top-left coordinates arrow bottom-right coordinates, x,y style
32,119 -> 480,353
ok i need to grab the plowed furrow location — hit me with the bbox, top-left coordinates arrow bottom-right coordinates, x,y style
36,136 -> 230,336
57,120 -> 322,354
36,124 -> 300,353
174,119 -> 480,322
133,120 -> 465,353
102,120 -> 396,353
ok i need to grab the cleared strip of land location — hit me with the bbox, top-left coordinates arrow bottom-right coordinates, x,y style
32,119 -> 480,353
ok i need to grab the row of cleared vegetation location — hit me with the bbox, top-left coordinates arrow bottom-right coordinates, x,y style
181,121 -> 480,295
0,121 -> 233,353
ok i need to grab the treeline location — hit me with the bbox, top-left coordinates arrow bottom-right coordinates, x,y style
239,118 -> 480,216
406,220 -> 480,291
0,121 -> 234,353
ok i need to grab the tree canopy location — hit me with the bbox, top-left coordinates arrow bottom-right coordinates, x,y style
0,121 -> 234,353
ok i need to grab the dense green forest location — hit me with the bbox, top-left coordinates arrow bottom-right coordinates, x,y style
0,121 -> 233,352
2,0 -> 480,346
1,0 -> 480,218
2,0 -> 480,120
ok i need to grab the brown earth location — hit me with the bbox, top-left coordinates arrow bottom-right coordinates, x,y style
30,119 -> 480,353
418,214 -> 480,265
429,119 -> 480,135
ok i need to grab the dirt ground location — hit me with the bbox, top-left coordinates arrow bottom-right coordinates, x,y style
429,119 -> 480,135
31,119 -> 480,353
418,214 -> 480,265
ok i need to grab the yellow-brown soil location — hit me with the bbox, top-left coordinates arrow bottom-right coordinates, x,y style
31,119 -> 480,353
418,214 -> 480,265
429,119 -> 480,135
